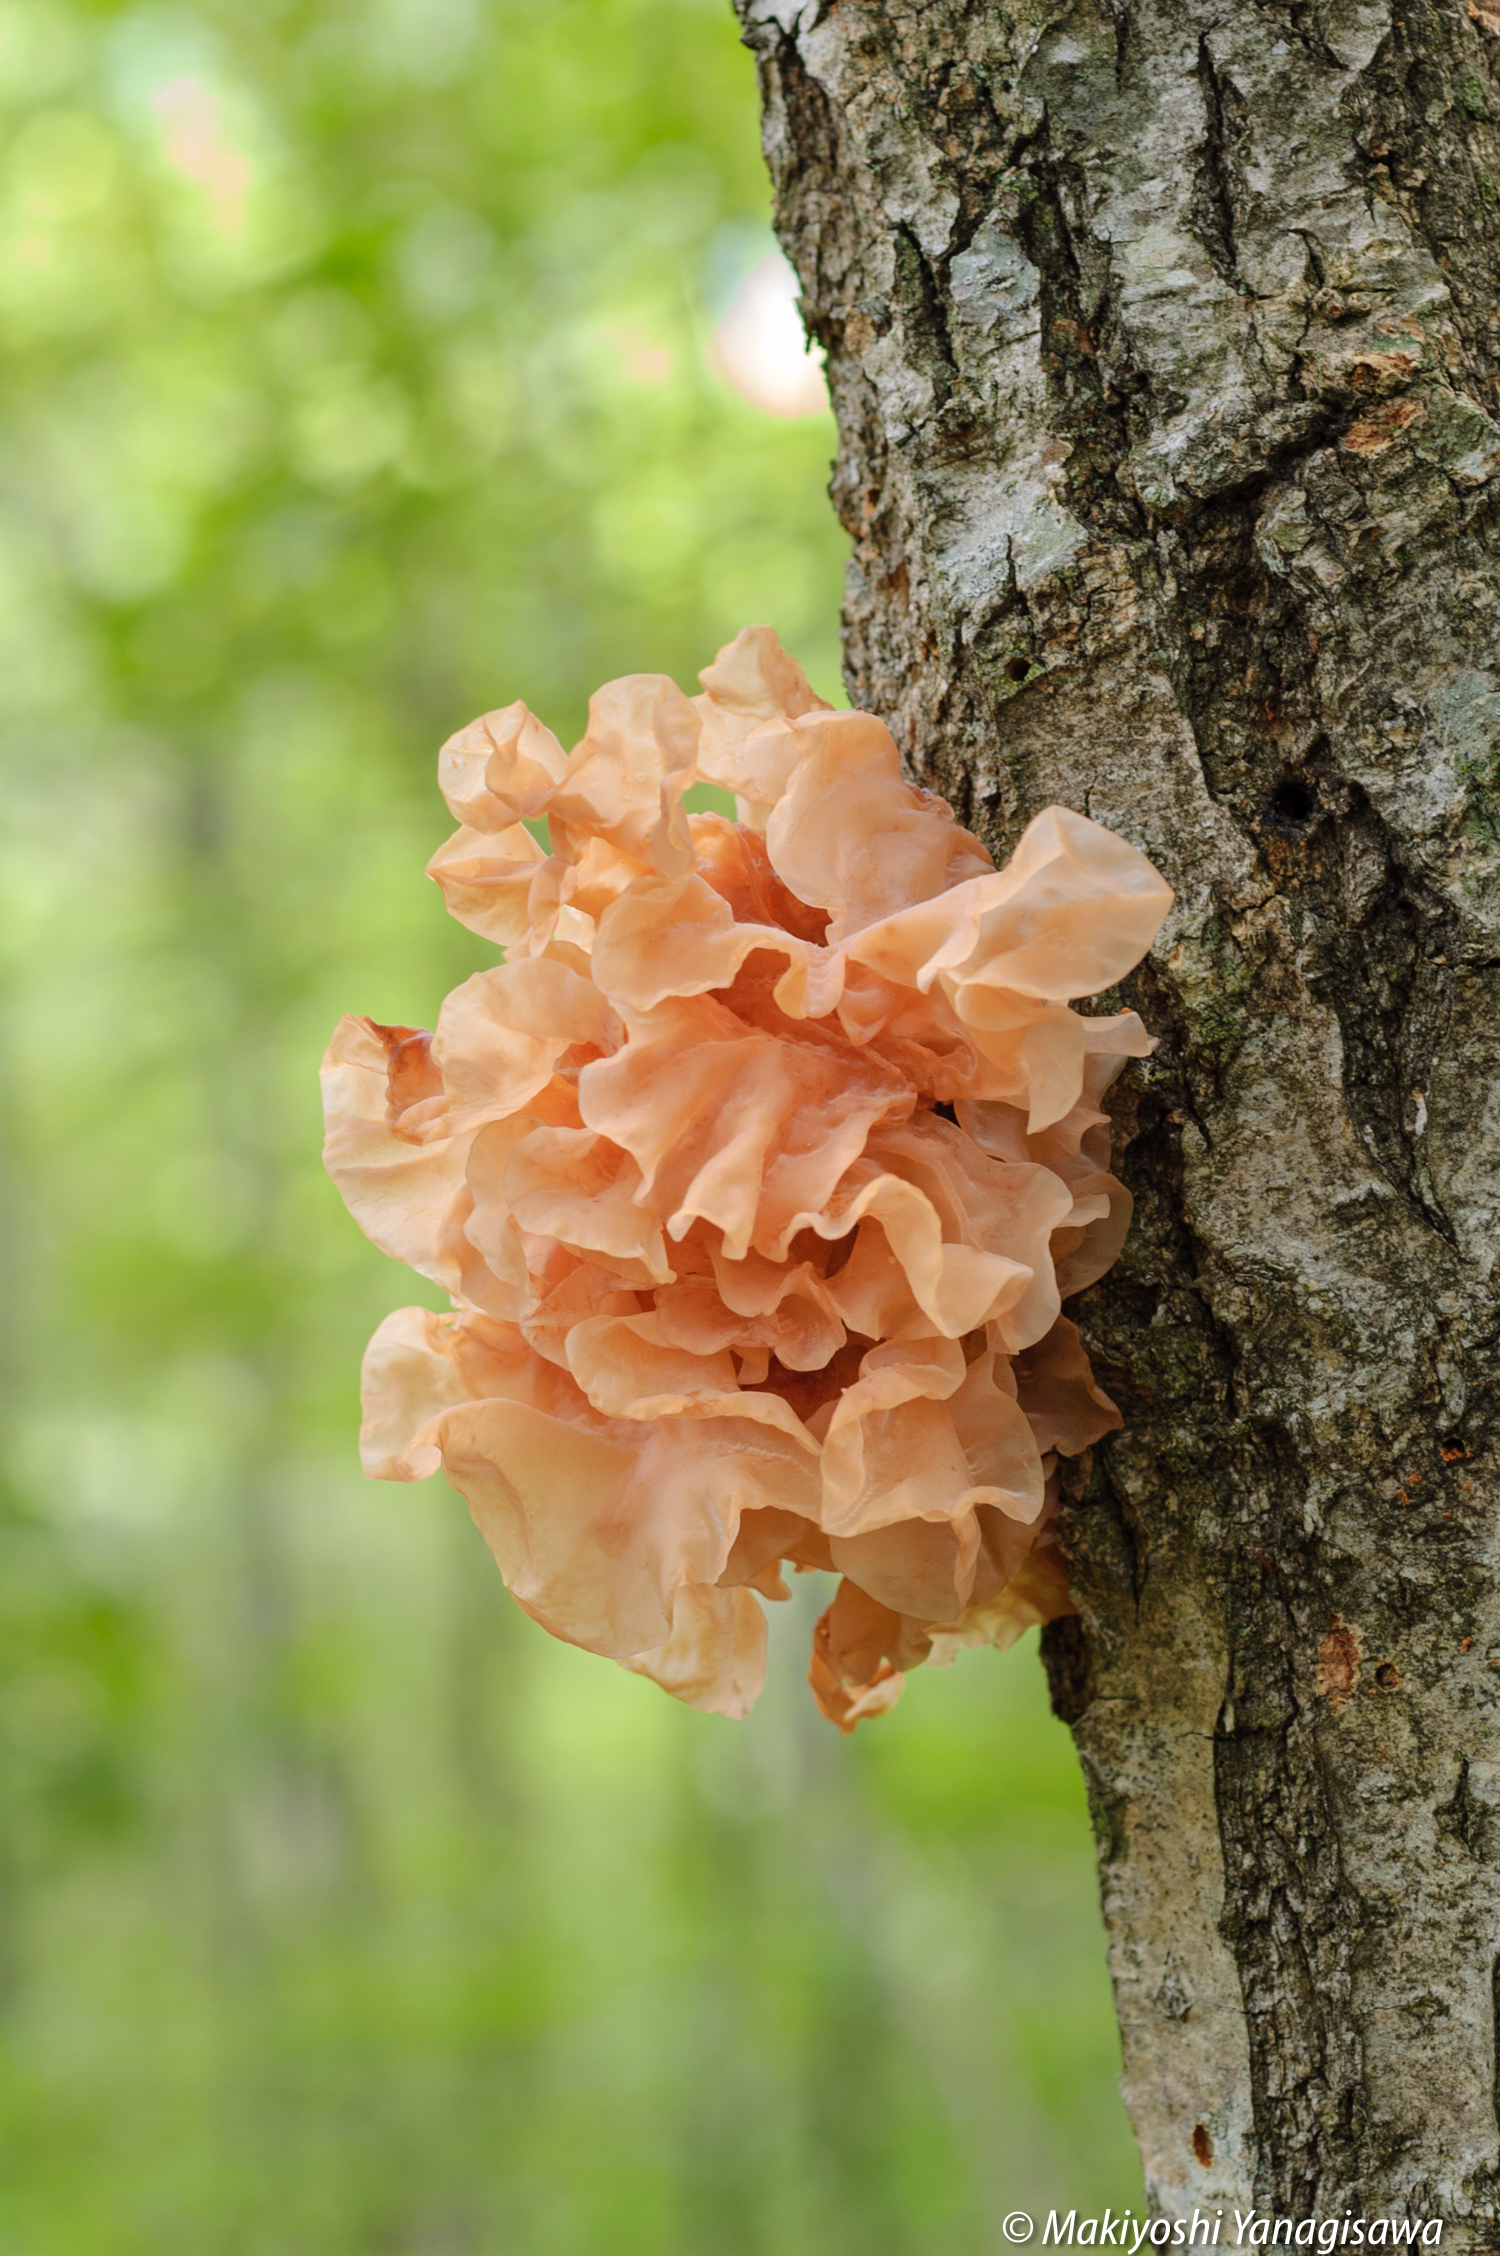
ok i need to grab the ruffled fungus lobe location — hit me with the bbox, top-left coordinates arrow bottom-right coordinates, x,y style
323,628 -> 1173,1727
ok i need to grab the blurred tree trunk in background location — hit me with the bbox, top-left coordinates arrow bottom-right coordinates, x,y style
737,0 -> 1500,2222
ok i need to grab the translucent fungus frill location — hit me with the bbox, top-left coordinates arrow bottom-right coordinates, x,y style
323,626 -> 1173,1728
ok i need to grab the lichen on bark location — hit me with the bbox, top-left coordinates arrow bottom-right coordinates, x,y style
733,0 -> 1500,2227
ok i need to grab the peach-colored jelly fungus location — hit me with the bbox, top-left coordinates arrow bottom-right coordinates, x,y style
322,628 -> 1173,1728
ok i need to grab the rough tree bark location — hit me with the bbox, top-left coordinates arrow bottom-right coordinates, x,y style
733,0 -> 1500,2228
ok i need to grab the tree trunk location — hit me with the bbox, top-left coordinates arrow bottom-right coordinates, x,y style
734,0 -> 1500,2227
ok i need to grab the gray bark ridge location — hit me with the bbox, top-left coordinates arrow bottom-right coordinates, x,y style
735,0 -> 1500,2230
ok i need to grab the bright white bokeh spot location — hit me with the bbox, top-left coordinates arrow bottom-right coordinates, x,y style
710,251 -> 828,419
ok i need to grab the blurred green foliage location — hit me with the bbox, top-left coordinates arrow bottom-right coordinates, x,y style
0,0 -> 1142,2247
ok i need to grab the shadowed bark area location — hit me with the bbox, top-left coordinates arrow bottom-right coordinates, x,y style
734,0 -> 1500,2226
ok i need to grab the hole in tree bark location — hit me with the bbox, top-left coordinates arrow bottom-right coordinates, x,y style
1266,774 -> 1318,831
1004,655 -> 1032,682
1374,1661 -> 1401,1689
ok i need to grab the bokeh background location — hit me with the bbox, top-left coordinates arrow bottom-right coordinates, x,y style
0,0 -> 1144,2247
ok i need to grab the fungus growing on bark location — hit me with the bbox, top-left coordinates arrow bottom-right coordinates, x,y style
322,628 -> 1173,1726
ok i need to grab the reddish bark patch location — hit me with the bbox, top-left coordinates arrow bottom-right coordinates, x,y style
1468,0 -> 1500,35
1316,1617 -> 1361,1713
1051,316 -> 1097,358
1344,398 -> 1424,454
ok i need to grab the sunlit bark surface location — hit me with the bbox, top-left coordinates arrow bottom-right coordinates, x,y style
735,0 -> 1500,2225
